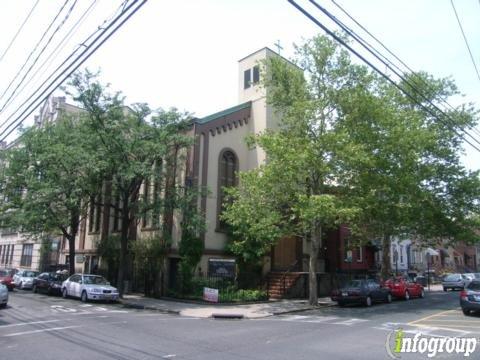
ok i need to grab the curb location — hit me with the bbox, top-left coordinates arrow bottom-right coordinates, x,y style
271,302 -> 336,316
211,313 -> 244,319
121,302 -> 180,315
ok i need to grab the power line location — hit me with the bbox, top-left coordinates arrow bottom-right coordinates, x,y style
450,0 -> 480,83
0,0 -> 78,114
0,0 -> 121,135
0,0 -> 71,105
331,0 -> 480,140
0,0 -> 40,63
288,0 -> 480,153
1,0 -> 99,116
0,0 -> 148,143
308,0 -> 480,151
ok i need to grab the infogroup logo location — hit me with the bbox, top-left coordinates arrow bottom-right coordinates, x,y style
385,329 -> 478,358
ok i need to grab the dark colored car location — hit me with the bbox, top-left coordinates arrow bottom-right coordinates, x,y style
0,268 -> 17,291
460,280 -> 480,316
33,272 -> 68,295
331,279 -> 392,307
384,277 -> 425,300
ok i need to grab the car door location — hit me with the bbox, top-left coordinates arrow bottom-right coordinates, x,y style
67,275 -> 79,297
406,279 -> 419,296
37,273 -> 48,291
368,280 -> 381,300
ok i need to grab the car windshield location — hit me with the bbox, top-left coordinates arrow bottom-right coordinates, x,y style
474,273 -> 480,279
444,274 -> 461,281
345,280 -> 364,288
83,276 -> 108,285
467,282 -> 480,291
23,271 -> 38,277
0,270 -> 8,276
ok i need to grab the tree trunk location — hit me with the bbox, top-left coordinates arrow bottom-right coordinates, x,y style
381,233 -> 391,280
67,235 -> 76,276
117,197 -> 130,298
309,222 -> 321,305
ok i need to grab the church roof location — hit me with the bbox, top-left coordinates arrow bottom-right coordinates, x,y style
196,101 -> 251,124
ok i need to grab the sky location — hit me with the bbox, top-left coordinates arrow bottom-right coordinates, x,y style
0,0 -> 479,169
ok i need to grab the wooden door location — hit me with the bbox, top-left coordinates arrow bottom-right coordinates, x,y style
272,236 -> 299,271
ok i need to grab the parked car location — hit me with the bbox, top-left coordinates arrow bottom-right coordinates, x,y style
33,272 -> 68,295
460,280 -> 480,316
331,279 -> 392,307
62,274 -> 119,302
0,283 -> 8,308
384,277 -> 425,300
462,273 -> 476,287
13,270 -> 39,290
442,273 -> 466,291
0,268 -> 17,291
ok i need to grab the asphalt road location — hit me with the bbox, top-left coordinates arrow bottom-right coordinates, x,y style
0,289 -> 478,360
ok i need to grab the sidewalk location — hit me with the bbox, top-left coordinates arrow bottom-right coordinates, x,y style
119,294 -> 335,319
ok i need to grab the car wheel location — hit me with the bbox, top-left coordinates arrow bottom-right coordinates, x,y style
0,303 -> 6,309
419,289 -> 425,298
404,291 -> 410,301
386,293 -> 392,303
338,301 -> 345,307
62,288 -> 68,298
463,309 -> 471,316
33,285 -> 37,293
18,282 -> 22,290
365,296 -> 372,307
443,287 -> 448,292
81,291 -> 88,303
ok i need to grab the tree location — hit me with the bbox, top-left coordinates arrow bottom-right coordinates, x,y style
223,36 -> 367,305
0,115 -> 94,275
67,70 -> 199,297
340,71 -> 480,278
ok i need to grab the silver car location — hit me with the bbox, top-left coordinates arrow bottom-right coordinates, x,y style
442,273 -> 466,291
62,274 -> 119,302
0,283 -> 8,308
13,270 -> 40,290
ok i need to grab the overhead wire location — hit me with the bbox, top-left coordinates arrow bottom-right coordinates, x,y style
450,0 -> 480,83
1,0 -> 99,116
287,0 -> 480,153
308,0 -> 480,150
0,0 -> 129,135
331,0 -> 480,140
0,0 -> 79,114
0,0 -> 148,143
0,0 -> 71,105
0,0 -> 40,63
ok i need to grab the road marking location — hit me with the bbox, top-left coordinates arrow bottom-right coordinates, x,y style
3,325 -> 81,337
408,309 -> 457,325
332,318 -> 369,326
303,316 -> 339,323
51,305 -> 77,313
0,319 -> 66,328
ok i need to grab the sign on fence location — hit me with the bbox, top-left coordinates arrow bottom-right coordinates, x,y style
208,258 -> 236,278
203,287 -> 219,303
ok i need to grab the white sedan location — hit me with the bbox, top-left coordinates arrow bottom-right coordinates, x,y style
62,274 -> 119,302
0,283 -> 8,308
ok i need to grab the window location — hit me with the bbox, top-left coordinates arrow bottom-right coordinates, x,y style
217,150 -> 238,230
244,69 -> 251,89
0,245 -> 4,265
9,244 -> 14,264
253,65 -> 260,84
20,244 -> 33,267
356,246 -> 363,262
88,193 -> 102,233
400,245 -> 404,263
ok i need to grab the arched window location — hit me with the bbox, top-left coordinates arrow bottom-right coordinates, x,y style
217,149 -> 238,231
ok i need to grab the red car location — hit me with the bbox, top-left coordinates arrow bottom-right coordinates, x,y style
384,277 -> 425,300
0,268 -> 17,291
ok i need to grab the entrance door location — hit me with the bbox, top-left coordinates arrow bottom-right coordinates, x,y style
272,236 -> 300,271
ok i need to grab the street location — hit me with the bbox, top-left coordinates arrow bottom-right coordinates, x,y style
0,290 -> 479,359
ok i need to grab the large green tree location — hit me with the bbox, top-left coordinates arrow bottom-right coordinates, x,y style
223,34 -> 480,305
67,70 -> 201,296
0,114 -> 95,275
